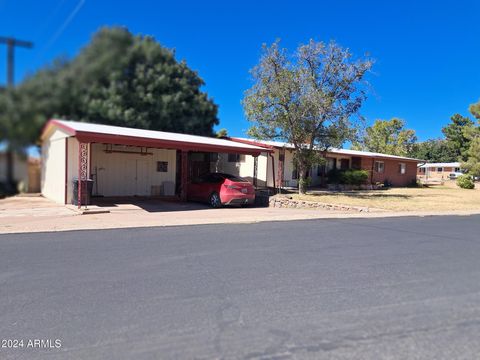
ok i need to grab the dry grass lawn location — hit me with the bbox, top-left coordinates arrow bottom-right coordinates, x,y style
293,185 -> 480,212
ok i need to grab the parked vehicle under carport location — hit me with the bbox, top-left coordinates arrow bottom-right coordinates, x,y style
187,173 -> 255,208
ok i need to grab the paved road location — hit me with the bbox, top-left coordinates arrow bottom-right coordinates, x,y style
1,216 -> 480,359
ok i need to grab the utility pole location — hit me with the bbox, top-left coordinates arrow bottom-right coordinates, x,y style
0,37 -> 33,86
0,36 -> 33,190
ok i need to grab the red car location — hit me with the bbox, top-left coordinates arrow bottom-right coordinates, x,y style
187,173 -> 256,208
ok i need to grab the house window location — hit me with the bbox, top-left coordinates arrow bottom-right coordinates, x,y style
228,154 -> 245,163
351,157 -> 362,170
374,161 -> 385,173
326,158 -> 336,171
340,159 -> 350,170
437,167 -> 443,172
399,163 -> 406,175
454,167 -> 461,172
157,161 -> 168,172
419,167 -> 426,173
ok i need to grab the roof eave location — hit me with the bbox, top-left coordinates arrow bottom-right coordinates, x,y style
40,119 -> 76,140
75,131 -> 264,156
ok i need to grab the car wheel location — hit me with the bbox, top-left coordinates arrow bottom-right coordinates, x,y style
209,192 -> 222,208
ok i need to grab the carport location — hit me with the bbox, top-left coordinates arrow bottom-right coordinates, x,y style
40,120 -> 267,207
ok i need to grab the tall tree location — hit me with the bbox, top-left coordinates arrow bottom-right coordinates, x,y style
0,26 -> 219,150
353,118 -> 417,156
441,114 -> 474,161
243,40 -> 372,194
470,99 -> 480,120
462,127 -> 480,177
408,139 -> 457,162
461,100 -> 480,176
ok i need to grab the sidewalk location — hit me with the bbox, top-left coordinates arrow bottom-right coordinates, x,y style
1,195 -> 479,234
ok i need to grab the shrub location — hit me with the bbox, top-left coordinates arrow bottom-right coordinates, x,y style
408,179 -> 421,188
326,169 -> 342,184
341,169 -> 369,185
383,179 -> 393,188
456,174 -> 475,189
326,169 -> 369,185
298,176 -> 312,189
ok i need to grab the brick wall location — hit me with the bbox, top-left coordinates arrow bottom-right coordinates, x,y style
360,158 -> 417,187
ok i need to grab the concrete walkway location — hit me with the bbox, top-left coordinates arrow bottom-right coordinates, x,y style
1,195 -> 480,234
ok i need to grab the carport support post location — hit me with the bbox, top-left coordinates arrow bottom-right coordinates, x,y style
253,155 -> 258,188
78,142 -> 89,209
180,150 -> 188,201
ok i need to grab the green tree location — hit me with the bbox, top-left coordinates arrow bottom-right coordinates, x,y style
216,128 -> 228,138
354,118 -> 417,156
243,39 -> 372,194
462,137 -> 480,177
441,114 -> 474,161
0,26 -> 219,149
461,99 -> 480,176
470,99 -> 480,120
461,113 -> 480,177
408,139 -> 457,162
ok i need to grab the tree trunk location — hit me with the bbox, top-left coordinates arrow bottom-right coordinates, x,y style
298,166 -> 307,195
5,149 -> 15,191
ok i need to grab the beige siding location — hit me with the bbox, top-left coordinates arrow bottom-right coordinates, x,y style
0,153 -> 28,184
265,152 -> 275,187
257,154 -> 268,187
214,152 -> 270,186
90,144 -> 176,197
66,137 -> 80,204
263,149 -> 296,188
41,129 -> 69,203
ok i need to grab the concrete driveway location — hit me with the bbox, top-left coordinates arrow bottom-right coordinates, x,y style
0,195 -> 355,234
0,195 -> 76,218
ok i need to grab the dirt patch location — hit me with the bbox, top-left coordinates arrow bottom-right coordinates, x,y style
293,186 -> 480,212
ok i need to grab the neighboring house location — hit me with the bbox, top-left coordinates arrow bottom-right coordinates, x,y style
0,151 -> 42,193
0,151 -> 27,184
417,162 -> 462,181
215,138 -> 420,188
40,120 -> 266,205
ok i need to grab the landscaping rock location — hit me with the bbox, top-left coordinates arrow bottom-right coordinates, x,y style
268,196 -> 369,213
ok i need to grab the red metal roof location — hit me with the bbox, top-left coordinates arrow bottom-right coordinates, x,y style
42,120 -> 271,156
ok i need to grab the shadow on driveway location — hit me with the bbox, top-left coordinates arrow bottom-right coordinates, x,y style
91,197 -> 211,213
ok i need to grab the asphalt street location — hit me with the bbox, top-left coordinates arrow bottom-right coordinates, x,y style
1,215 -> 480,359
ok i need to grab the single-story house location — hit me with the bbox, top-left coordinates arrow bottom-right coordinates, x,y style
0,151 -> 27,184
0,151 -> 40,193
216,138 -> 421,188
417,162 -> 462,181
40,119 -> 267,206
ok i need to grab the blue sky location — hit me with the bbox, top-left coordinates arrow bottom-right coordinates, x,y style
1,0 -> 479,142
